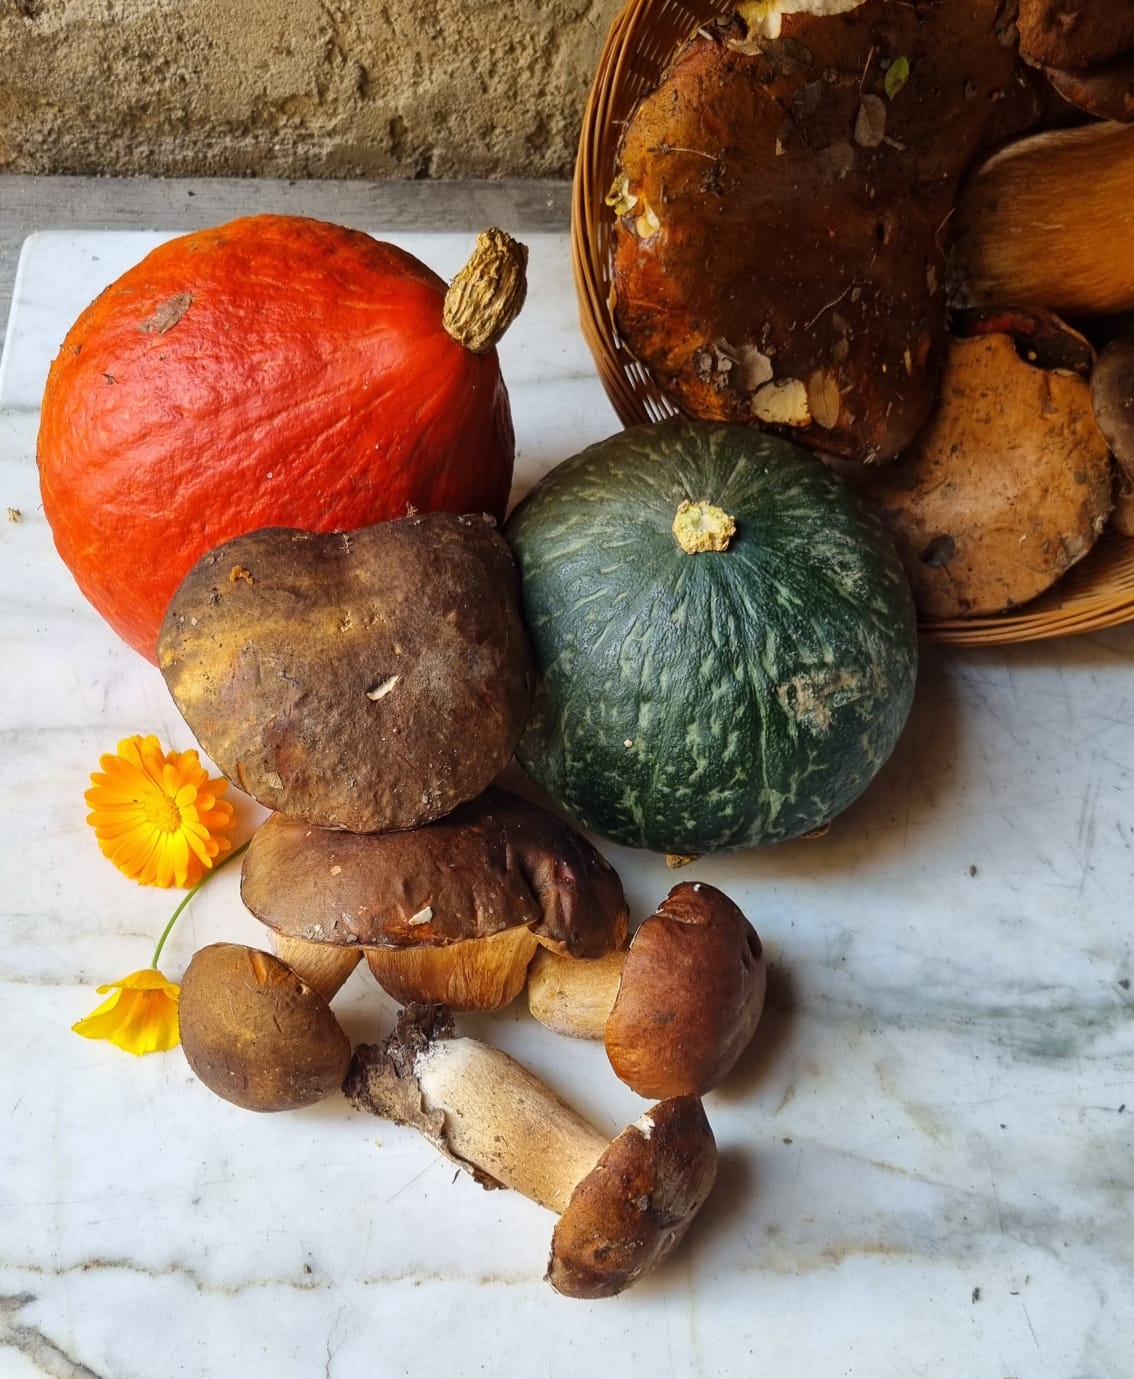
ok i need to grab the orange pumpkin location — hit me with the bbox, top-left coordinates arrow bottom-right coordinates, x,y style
37,215 -> 527,663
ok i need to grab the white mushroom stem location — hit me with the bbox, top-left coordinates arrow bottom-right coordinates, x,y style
414,1038 -> 610,1212
271,934 -> 362,1003
343,1005 -> 609,1212
526,948 -> 626,1039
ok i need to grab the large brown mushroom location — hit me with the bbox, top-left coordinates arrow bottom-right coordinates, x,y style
240,787 -> 629,1011
158,512 -> 534,834
608,0 -> 1030,462
343,1004 -> 718,1298
527,882 -> 767,1099
179,943 -> 351,1112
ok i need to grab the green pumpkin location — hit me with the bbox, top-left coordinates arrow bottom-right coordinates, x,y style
504,420 -> 918,855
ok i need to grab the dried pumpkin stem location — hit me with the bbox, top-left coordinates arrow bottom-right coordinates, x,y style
443,229 -> 529,354
672,500 -> 736,554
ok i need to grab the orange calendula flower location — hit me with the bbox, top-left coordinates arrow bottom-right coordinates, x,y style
86,733 -> 236,888
72,968 -> 181,1055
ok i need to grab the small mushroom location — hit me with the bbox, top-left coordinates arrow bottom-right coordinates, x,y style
950,121 -> 1134,318
179,943 -> 351,1112
527,882 -> 767,1099
240,787 -> 629,1011
342,1004 -> 718,1298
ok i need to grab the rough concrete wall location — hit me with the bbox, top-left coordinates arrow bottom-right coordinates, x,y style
0,0 -> 623,179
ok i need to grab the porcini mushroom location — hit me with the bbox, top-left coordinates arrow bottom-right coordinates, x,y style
527,881 -> 767,1099
342,1004 -> 718,1298
158,512 -> 535,834
179,942 -> 351,1111
240,787 -> 629,1011
856,331 -> 1113,618
608,0 -> 1027,461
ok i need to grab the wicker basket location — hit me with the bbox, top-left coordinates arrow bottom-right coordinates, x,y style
570,0 -> 1134,645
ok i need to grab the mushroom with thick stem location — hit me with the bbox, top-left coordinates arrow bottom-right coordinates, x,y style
527,881 -> 767,1100
342,1003 -> 718,1298
240,786 -> 629,1011
179,942 -> 352,1112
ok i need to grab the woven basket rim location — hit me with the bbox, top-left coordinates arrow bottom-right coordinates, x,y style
570,0 -> 1134,646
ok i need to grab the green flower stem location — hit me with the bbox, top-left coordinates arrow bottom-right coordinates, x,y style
151,840 -> 251,969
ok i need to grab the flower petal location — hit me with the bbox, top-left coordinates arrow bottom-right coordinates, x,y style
73,969 -> 181,1055
87,733 -> 236,889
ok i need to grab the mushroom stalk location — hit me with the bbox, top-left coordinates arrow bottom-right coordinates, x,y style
344,1004 -> 607,1211
526,948 -> 626,1039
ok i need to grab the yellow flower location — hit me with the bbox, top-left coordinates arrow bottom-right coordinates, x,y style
86,734 -> 236,888
72,838 -> 250,1057
72,968 -> 181,1055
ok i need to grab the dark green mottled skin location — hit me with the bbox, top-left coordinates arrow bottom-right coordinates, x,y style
504,420 -> 918,855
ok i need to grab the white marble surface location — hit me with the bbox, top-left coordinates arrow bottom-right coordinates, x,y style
1,228 -> 1132,1379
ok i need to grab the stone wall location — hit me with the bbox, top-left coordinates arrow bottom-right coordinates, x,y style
0,0 -> 623,179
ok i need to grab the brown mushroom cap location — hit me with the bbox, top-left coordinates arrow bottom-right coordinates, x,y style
242,786 -> 627,953
604,882 -> 766,1100
179,943 -> 351,1111
547,1094 -> 718,1299
609,0 -> 1025,463
158,512 -> 534,834
857,332 -> 1113,618
241,787 -> 629,1010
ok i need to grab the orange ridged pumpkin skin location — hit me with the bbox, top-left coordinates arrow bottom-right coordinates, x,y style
37,215 -> 516,663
